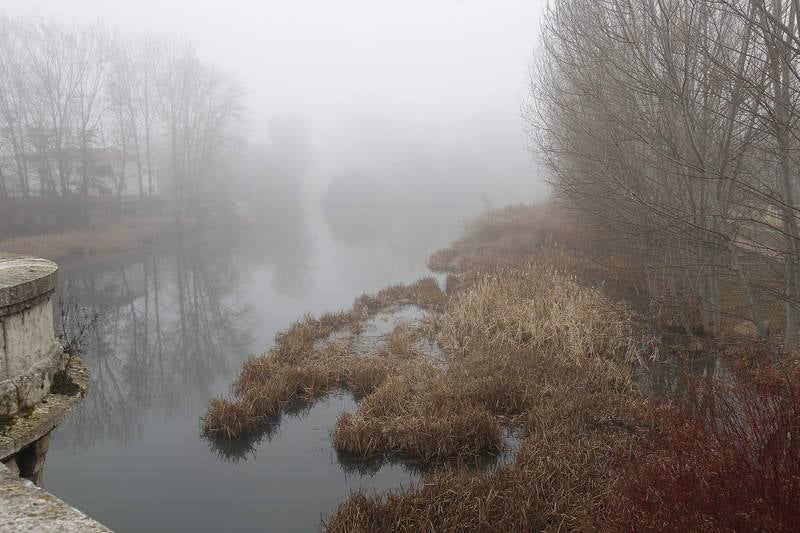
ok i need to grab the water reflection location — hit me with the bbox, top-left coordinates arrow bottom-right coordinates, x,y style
55,238 -> 254,448
634,355 -> 723,398
320,173 -> 467,277
43,198 -> 462,531
207,390 -> 518,478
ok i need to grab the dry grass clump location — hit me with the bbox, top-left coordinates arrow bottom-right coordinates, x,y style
354,277 -> 445,313
332,361 -> 505,461
341,357 -> 394,397
203,397 -> 262,440
0,215 -> 181,261
325,355 -> 645,531
324,264 -> 648,530
381,322 -> 421,358
428,204 -> 575,273
203,278 -> 442,440
428,204 -> 652,314
204,359 -> 338,439
438,264 -> 638,363
334,410 -> 502,462
273,311 -> 357,364
325,426 -> 640,533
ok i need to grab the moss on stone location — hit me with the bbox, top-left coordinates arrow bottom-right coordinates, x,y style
50,369 -> 81,397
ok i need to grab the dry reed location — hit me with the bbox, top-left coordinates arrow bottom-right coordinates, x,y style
324,263 -> 648,531
202,279 -> 446,440
0,215 -> 181,261
437,265 -> 638,363
204,209 -> 653,531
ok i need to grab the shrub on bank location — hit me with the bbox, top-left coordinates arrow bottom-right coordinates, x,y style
604,364 -> 800,532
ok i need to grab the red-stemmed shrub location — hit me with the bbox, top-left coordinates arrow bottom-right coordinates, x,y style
604,363 -> 800,532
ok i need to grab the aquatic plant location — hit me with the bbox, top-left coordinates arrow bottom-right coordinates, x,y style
203,214 -> 660,530
437,264 -> 637,362
201,279 -> 446,440
323,262 -> 647,531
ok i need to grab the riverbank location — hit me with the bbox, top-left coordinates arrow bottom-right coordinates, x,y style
201,203 -> 652,530
0,216 -> 192,263
202,202 -> 798,530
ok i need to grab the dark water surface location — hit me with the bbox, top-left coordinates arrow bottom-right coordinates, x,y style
44,206 -> 460,532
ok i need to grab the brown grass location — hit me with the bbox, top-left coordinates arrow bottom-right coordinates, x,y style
428,204 -> 576,273
324,263 -> 648,531
429,205 -> 661,323
355,277 -> 446,313
202,201 -> 799,530
437,265 -> 639,362
202,279 -> 447,440
203,397 -> 262,440
332,360 -> 505,461
326,428 -> 640,532
205,203 -> 653,531
0,215 -> 182,261
381,322 -> 421,358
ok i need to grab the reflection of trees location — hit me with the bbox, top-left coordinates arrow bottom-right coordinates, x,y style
236,212 -> 313,297
55,237 -> 253,448
228,115 -> 315,297
635,355 -> 720,398
320,173 -> 462,271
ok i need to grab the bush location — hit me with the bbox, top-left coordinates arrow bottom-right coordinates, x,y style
604,365 -> 800,532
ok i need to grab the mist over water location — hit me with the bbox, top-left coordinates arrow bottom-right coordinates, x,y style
0,1 -> 550,530
44,202 -> 458,532
4,0 -> 550,224
0,0 -> 795,530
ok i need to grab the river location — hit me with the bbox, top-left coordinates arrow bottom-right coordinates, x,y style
43,203 -> 461,532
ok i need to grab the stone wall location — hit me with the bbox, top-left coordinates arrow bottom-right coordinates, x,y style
0,254 -> 65,416
0,252 -> 107,529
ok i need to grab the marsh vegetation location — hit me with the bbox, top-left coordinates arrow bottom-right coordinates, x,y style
3,0 -> 799,530
204,207 -> 649,531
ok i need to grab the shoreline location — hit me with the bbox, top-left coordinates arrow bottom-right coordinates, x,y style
0,217 -> 183,264
202,202 -> 797,531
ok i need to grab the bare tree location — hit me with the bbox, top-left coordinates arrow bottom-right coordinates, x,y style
528,0 -> 800,353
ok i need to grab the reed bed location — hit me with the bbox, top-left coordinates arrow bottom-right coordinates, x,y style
204,215 -> 652,531
201,279 -> 446,440
332,361 -> 505,460
437,265 -> 638,363
428,204 -> 575,273
378,321 -> 422,358
324,263 -> 647,531
0,215 -> 181,261
325,429 -> 639,533
355,278 -> 446,313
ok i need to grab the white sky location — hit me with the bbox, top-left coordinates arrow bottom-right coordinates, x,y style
3,0 -> 546,133
2,0 -> 550,199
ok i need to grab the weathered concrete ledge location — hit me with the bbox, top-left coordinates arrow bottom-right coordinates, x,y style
0,252 -> 108,530
0,461 -> 111,532
0,357 -> 89,463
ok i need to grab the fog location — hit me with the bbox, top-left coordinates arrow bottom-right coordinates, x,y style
2,0 -> 548,232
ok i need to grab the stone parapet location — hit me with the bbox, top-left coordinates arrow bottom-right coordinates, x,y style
0,253 -> 63,416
